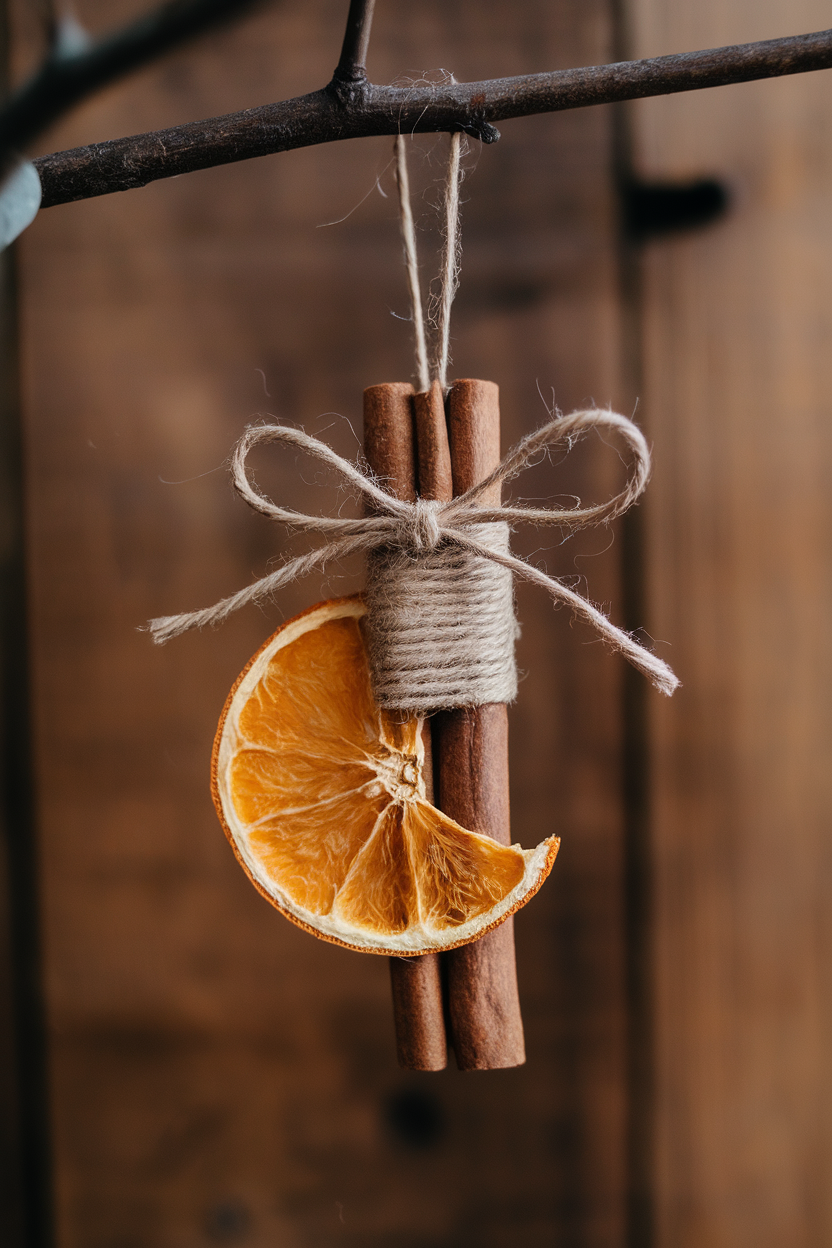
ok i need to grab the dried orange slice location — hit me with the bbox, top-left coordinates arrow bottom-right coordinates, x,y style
212,598 -> 559,954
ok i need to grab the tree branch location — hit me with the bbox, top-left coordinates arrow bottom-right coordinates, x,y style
32,27 -> 832,209
0,0 -> 269,159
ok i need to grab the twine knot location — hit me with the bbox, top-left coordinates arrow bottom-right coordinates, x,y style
407,498 -> 443,551
148,407 -> 680,699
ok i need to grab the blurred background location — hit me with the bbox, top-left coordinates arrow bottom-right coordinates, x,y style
1,1 -> 831,1245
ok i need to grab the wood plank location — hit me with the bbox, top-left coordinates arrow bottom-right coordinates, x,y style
18,0 -> 630,1241
0,244 -> 42,1248
631,2 -> 832,1244
0,9 -> 54,1238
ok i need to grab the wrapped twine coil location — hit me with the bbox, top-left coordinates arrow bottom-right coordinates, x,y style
364,521 -> 518,711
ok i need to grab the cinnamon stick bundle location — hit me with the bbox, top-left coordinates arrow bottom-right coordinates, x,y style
363,379 -> 525,1072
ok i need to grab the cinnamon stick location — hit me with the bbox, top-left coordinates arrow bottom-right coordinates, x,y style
413,380 -> 453,500
437,379 -> 526,1070
363,382 -> 448,1072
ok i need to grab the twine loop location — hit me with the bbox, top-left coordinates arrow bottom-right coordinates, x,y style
149,407 -> 679,699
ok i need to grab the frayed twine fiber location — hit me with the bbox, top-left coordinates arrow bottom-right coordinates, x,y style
394,135 -> 430,394
394,130 -> 464,394
148,408 -> 679,700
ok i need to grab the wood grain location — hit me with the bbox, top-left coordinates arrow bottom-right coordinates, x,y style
362,382 -> 447,1073
633,2 -> 832,1244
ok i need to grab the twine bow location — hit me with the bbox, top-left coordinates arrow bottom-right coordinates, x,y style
149,407 -> 679,696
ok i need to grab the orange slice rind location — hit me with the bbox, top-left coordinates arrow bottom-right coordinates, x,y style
212,597 -> 559,955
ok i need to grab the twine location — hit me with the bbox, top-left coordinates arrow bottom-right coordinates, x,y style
432,130 -> 463,390
364,522 -> 518,711
395,130 -> 464,392
394,135 -> 430,393
148,409 -> 679,698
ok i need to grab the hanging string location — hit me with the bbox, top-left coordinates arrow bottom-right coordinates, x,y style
395,130 -> 464,392
394,135 -> 430,393
432,131 -> 463,390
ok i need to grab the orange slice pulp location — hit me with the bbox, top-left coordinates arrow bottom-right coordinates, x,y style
212,598 -> 559,955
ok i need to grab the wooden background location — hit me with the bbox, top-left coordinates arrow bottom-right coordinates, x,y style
631,1 -> 832,1245
0,0 -> 830,1245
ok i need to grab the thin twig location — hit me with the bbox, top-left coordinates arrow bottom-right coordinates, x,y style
0,0 -> 269,160
333,0 -> 376,87
33,27 -> 832,208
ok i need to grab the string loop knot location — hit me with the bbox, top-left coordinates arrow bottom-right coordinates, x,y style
408,498 -> 443,551
148,406 -> 679,699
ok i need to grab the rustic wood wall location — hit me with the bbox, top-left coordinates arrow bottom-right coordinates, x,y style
631,2 -> 832,1246
11,2 -> 632,1245
7,2 -> 831,1245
